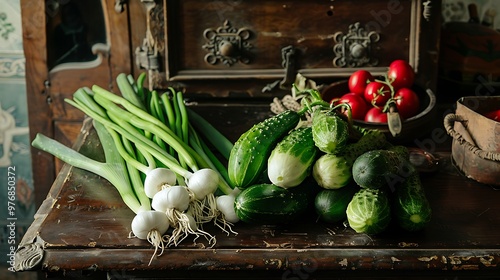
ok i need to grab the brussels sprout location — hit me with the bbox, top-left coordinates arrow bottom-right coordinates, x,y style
312,153 -> 352,189
312,111 -> 349,154
346,188 -> 391,234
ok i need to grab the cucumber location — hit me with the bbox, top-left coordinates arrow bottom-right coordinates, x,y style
394,172 -> 432,231
267,126 -> 318,188
346,188 -> 391,234
312,129 -> 387,189
312,110 -> 349,154
314,183 -> 359,223
228,110 -> 301,189
352,149 -> 415,191
234,182 -> 312,224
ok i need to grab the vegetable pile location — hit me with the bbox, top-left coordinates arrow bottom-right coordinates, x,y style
33,66 -> 432,264
229,74 -> 432,235
32,73 -> 239,265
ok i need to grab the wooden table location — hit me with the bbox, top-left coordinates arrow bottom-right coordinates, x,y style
14,102 -> 500,279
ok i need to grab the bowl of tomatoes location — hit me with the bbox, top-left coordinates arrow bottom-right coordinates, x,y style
321,60 -> 437,143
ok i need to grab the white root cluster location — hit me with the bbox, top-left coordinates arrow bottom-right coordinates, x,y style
129,210 -> 170,266
151,184 -> 217,248
214,194 -> 239,236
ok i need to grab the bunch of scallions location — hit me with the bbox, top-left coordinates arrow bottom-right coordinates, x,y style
31,73 -> 240,265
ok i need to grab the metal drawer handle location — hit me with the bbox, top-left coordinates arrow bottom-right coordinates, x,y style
262,46 -> 298,92
202,20 -> 253,66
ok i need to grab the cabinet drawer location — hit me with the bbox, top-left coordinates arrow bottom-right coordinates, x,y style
161,0 -> 440,96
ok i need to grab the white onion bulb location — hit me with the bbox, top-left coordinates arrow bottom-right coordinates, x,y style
216,194 -> 239,223
131,210 -> 170,240
186,168 -> 219,200
144,168 -> 177,198
152,185 -> 190,212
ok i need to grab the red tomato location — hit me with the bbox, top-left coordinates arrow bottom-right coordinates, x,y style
348,70 -> 374,96
394,88 -> 420,119
387,60 -> 415,91
334,93 -> 369,120
364,81 -> 391,107
484,109 -> 500,122
364,107 -> 388,123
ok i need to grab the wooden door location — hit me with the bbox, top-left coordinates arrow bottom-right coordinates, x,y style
21,0 -> 147,207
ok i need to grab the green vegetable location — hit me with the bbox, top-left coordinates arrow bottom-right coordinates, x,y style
314,183 -> 358,223
312,110 -> 349,154
387,145 -> 410,160
346,188 -> 391,234
352,149 -> 415,190
117,73 -> 147,112
394,172 -> 432,231
234,183 -> 312,224
39,74 -> 235,205
32,120 -> 148,214
312,154 -> 352,190
343,129 -> 387,161
73,85 -> 233,194
312,129 -> 387,189
228,110 -> 301,189
267,126 -> 318,188
31,73 -> 241,260
186,108 -> 233,160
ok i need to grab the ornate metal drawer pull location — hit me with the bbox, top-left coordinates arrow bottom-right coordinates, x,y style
202,20 -> 253,66
332,22 -> 380,68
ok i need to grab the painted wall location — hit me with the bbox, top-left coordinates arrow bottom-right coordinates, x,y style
0,0 -> 35,271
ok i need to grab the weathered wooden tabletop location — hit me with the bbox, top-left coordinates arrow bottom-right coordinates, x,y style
14,102 -> 500,279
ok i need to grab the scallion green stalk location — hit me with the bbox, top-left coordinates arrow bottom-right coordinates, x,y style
117,73 -> 146,111
31,120 -> 148,214
91,93 -> 201,172
186,108 -> 233,160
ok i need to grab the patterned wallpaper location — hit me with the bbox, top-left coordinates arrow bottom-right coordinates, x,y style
0,0 -> 35,271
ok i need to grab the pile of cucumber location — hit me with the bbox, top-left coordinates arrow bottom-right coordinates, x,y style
345,148 -> 432,234
227,105 -> 431,235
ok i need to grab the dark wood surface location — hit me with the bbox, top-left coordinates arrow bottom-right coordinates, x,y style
15,102 -> 500,279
